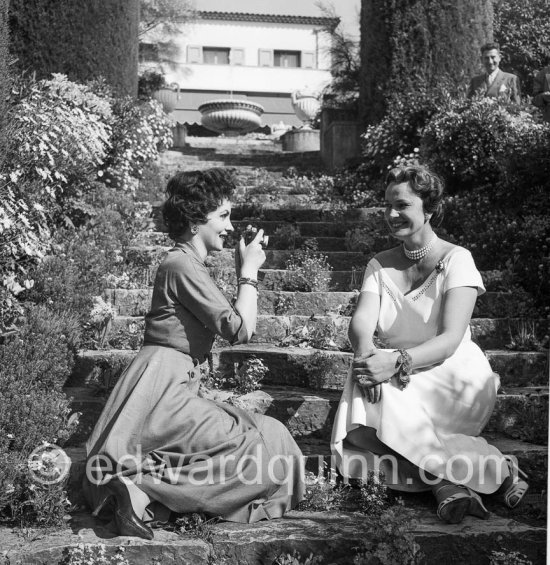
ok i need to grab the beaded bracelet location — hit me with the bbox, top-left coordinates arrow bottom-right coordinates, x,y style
238,277 -> 258,289
395,348 -> 412,390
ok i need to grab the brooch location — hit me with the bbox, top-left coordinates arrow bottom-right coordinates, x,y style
435,260 -> 445,273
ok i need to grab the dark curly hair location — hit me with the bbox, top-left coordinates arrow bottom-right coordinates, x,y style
162,168 -> 236,240
480,42 -> 500,55
385,165 -> 445,225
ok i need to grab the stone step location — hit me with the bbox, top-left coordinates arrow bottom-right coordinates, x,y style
104,288 -> 537,320
67,349 -> 548,449
4,504 -> 545,565
234,219 -> 381,238
152,204 -> 383,225
106,313 -> 547,352
71,344 -> 548,394
136,220 -> 386,245
65,386 -> 548,498
160,147 -> 324,170
211,345 -> 549,390
127,245 -> 374,270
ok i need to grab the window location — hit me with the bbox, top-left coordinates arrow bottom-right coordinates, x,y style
274,50 -> 301,68
203,47 -> 230,65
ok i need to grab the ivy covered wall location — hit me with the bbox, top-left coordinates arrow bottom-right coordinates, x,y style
9,0 -> 139,96
359,0 -> 493,125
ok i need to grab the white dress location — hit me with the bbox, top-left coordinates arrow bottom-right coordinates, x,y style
330,247 -> 509,494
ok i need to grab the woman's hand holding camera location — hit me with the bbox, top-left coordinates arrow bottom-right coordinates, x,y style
236,228 -> 267,278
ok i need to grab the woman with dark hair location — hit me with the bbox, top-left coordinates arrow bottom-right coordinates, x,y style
83,168 -> 304,540
331,164 -> 528,524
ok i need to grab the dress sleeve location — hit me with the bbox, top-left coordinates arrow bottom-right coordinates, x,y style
169,256 -> 248,344
443,248 -> 485,296
360,260 -> 381,295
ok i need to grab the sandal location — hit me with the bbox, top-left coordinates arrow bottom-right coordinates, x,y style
435,484 -> 490,524
499,455 -> 529,509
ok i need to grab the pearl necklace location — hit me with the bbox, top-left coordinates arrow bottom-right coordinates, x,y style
403,234 -> 437,262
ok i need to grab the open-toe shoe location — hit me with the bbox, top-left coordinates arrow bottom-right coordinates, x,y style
499,456 -> 529,509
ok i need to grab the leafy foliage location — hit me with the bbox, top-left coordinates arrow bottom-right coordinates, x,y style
353,504 -> 423,565
139,0 -> 196,37
284,240 -> 332,292
59,544 -> 130,565
494,0 -> 550,93
316,1 -> 360,112
360,0 -> 493,124
1,75 -> 171,335
0,306 -> 81,525
274,551 -> 323,565
9,0 -> 139,96
422,97 -> 550,192
229,357 -> 269,394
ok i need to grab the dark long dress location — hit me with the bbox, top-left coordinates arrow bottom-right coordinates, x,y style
83,242 -> 305,523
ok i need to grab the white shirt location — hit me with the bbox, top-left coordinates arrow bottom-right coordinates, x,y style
487,69 -> 499,86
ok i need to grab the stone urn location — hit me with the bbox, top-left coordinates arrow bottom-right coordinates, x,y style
152,87 -> 180,114
291,88 -> 321,128
198,99 -> 264,135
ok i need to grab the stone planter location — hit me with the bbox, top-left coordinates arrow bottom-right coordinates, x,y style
291,90 -> 321,128
152,88 -> 180,113
198,99 -> 264,135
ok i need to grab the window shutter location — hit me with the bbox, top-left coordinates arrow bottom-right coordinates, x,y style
258,49 -> 273,67
187,45 -> 203,64
231,48 -> 245,66
302,51 -> 315,69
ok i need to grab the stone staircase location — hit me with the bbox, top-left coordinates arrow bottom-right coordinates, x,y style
8,144 -> 547,564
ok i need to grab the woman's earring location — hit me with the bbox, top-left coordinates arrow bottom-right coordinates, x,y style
190,225 -> 199,235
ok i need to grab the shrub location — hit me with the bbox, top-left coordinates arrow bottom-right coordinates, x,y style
273,224 -> 301,250
0,305 -> 80,525
230,357 -> 268,394
440,190 -> 549,305
7,74 -> 112,219
9,0 -> 140,96
298,351 -> 343,389
360,0 -> 492,124
280,315 -> 346,352
274,552 -> 323,565
60,544 -> 131,565
353,504 -> 423,565
138,69 -> 167,99
100,96 -> 172,193
321,168 -> 382,208
284,240 -> 332,292
494,0 -> 550,93
422,97 -> 550,193
360,86 -> 454,190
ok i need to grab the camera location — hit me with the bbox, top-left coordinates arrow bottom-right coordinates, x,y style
243,224 -> 269,248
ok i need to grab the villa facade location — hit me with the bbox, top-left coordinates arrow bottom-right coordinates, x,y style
139,5 -> 338,128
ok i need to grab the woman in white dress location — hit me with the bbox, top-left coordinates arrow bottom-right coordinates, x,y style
331,164 -> 528,524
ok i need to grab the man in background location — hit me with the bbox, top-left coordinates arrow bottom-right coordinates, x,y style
532,65 -> 550,123
468,42 -> 521,104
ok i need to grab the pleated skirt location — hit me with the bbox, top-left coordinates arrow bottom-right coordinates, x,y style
83,345 -> 304,523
